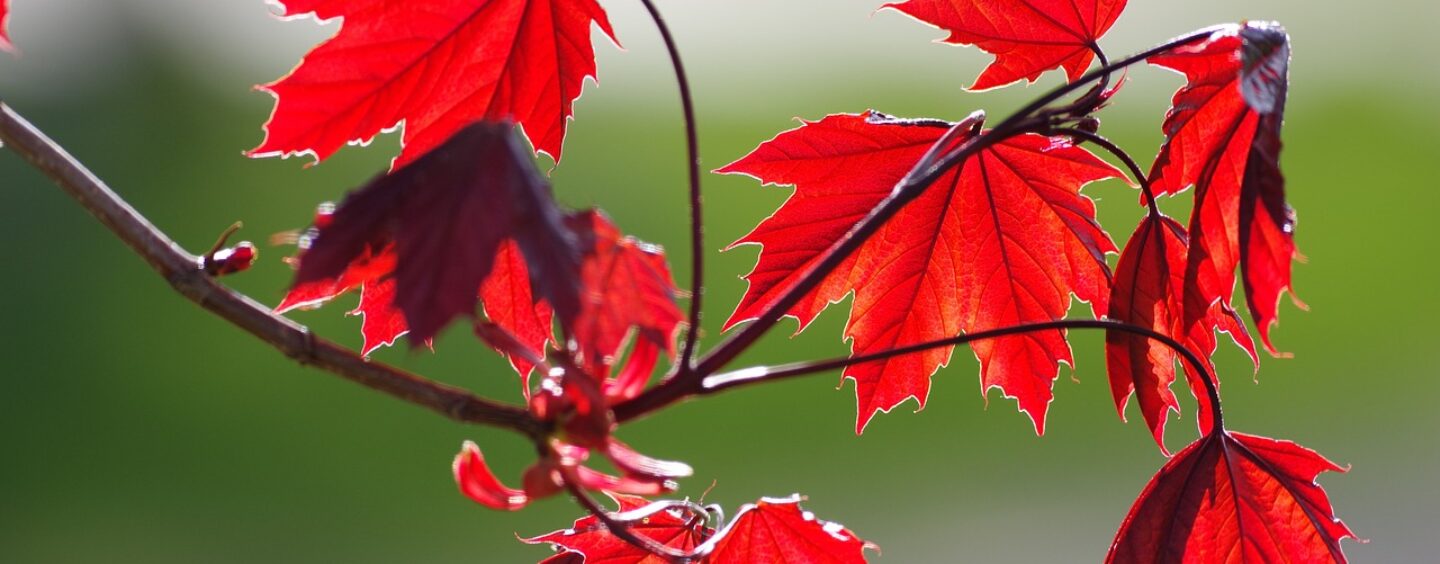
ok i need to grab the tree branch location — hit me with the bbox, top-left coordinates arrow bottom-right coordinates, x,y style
0,102 -> 547,440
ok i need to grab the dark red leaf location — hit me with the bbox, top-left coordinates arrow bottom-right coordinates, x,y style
1109,431 -> 1355,563
568,210 -> 684,376
1148,22 -> 1297,354
524,493 -> 710,564
291,121 -> 580,344
252,0 -> 617,165
884,0 -> 1127,90
708,496 -> 874,563
720,111 -> 1120,433
1105,214 -> 1256,452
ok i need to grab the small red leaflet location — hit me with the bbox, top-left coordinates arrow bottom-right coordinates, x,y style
884,0 -> 1128,90
253,0 -> 617,166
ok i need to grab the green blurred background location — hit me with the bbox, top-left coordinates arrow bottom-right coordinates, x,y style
2,0 -> 1435,561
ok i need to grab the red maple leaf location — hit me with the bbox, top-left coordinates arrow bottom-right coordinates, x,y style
523,493 -> 711,564
1148,23 -> 1298,354
289,121 -> 580,345
884,0 -> 1127,90
1105,214 -> 1257,453
524,495 -> 873,563
479,241 -> 555,380
252,0 -> 617,166
708,496 -> 873,563
1109,431 -> 1355,563
568,210 -> 684,377
0,0 -> 12,52
720,111 -> 1121,433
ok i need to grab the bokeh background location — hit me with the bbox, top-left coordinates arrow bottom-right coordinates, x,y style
2,0 -> 1436,561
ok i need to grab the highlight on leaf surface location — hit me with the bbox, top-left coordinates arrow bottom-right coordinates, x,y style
525,493 -> 874,563
883,0 -> 1128,90
1109,431 -> 1355,563
720,110 -> 1121,434
252,0 -> 618,166
1147,22 -> 1298,355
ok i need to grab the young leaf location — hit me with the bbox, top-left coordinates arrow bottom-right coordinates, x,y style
523,493 -> 711,564
1109,431 -> 1354,563
1105,214 -> 1256,452
291,121 -> 580,345
884,0 -> 1127,90
1148,22 -> 1297,353
708,496 -> 873,563
568,210 -> 684,376
252,0 -> 617,166
720,111 -> 1121,433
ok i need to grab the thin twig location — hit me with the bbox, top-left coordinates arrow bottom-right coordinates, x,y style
697,318 -> 1223,430
637,0 -> 706,372
558,465 -> 702,563
0,102 -> 546,440
1056,126 -> 1161,216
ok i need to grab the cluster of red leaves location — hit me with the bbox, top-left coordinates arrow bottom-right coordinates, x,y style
233,0 -> 1352,561
524,494 -> 874,564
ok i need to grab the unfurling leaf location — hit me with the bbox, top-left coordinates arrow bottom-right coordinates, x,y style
1109,431 -> 1355,563
289,121 -> 580,345
721,111 -> 1120,433
253,0 -> 617,166
1149,22 -> 1297,353
884,0 -> 1127,90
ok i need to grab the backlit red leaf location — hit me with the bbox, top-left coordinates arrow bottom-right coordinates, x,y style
569,210 -> 684,376
253,0 -> 617,165
290,121 -> 579,344
708,496 -> 873,563
1105,214 -> 1256,453
480,240 -> 555,379
0,0 -> 12,52
1148,22 -> 1297,354
721,111 -> 1121,433
884,0 -> 1127,90
1109,431 -> 1354,563
524,495 -> 872,563
524,493 -> 710,564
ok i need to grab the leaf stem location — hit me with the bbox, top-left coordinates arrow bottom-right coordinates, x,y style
637,0 -> 706,372
0,102 -> 548,440
612,27 -> 1219,423
1056,126 -> 1160,216
558,464 -> 702,563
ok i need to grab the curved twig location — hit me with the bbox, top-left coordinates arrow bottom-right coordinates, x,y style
558,465 -> 704,563
0,102 -> 547,440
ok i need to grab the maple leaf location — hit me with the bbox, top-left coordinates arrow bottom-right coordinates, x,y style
884,0 -> 1128,91
1148,22 -> 1298,354
720,111 -> 1121,433
252,0 -> 618,166
568,210 -> 685,376
480,240 -> 555,380
1109,431 -> 1355,563
707,496 -> 873,563
525,494 -> 873,563
523,493 -> 711,564
1105,214 -> 1257,453
290,121 -> 580,344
